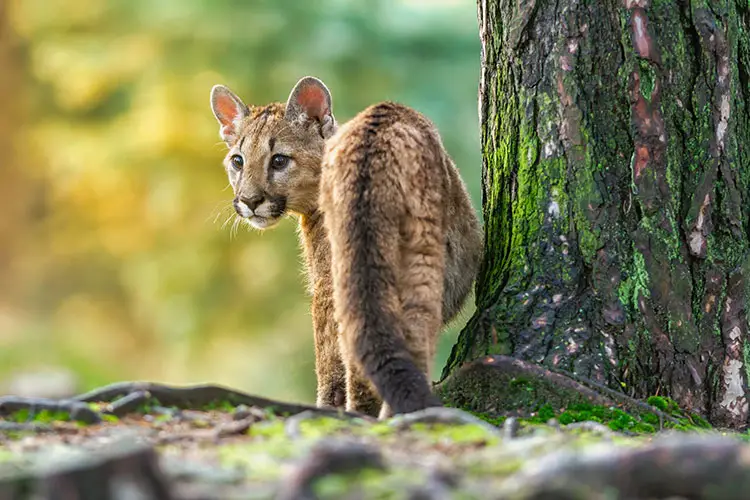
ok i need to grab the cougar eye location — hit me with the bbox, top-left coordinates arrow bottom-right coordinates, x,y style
230,154 -> 244,170
270,154 -> 290,170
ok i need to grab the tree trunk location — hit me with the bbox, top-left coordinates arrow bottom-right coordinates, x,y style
442,0 -> 750,429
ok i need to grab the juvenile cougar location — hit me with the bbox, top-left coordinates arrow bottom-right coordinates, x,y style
210,77 -> 482,418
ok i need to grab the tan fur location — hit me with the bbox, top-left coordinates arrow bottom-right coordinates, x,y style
210,78 -> 482,417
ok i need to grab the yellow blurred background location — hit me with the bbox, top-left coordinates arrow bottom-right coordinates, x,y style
0,0 -> 481,404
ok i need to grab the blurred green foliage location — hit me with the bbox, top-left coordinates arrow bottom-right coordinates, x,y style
0,0 -> 481,403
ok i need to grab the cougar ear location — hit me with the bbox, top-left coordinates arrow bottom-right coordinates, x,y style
210,85 -> 248,143
285,76 -> 336,138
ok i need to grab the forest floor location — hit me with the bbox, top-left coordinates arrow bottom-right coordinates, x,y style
1,382 -> 750,499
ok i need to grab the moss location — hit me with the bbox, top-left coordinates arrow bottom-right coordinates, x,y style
220,441 -> 297,483
0,449 -> 17,463
264,407 -> 293,419
464,394 -> 714,436
569,131 -> 604,265
438,363 -> 600,419
646,395 -> 677,413
136,397 -> 162,414
202,400 -> 237,412
7,409 -> 71,424
473,402 -> 656,434
533,404 -> 556,423
313,469 -> 384,499
219,418 -> 301,482
410,422 -> 501,445
474,413 -> 507,427
645,396 -> 712,429
637,59 -> 656,101
438,360 -> 711,433
249,419 -> 286,439
313,467 -> 430,500
296,417 -> 353,439
618,248 -> 650,311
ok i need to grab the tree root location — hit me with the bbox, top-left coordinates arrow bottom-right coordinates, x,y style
0,381 -> 368,425
0,441 -> 174,500
0,396 -> 101,424
73,381 -> 365,419
0,421 -> 55,434
406,467 -> 459,500
285,409 -> 376,440
388,407 -> 503,438
104,389 -> 152,416
501,434 -> 750,499
437,355 -> 683,427
542,362 -> 680,429
276,440 -> 385,500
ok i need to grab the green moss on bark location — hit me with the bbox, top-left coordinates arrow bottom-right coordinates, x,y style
445,0 -> 750,430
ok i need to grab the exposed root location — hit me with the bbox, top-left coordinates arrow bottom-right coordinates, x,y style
541,361 -> 684,428
276,440 -> 385,500
438,355 -> 683,427
0,396 -> 101,424
0,441 -> 174,499
501,435 -> 750,499
406,467 -> 460,500
63,381 -> 365,420
0,421 -> 55,434
388,407 -> 503,438
283,410 -> 362,440
104,389 -> 152,416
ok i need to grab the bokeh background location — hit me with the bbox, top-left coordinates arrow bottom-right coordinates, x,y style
0,0 -> 482,404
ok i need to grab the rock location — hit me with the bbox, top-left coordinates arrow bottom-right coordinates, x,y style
3,368 -> 79,399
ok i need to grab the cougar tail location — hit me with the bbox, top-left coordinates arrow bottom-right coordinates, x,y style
324,117 -> 443,416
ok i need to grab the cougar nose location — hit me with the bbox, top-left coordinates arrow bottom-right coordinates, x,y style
240,195 -> 264,211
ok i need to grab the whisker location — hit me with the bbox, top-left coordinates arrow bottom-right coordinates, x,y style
231,217 -> 241,240
207,200 -> 234,224
221,213 -> 235,229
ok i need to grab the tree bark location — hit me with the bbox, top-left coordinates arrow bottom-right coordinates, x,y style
442,0 -> 750,429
